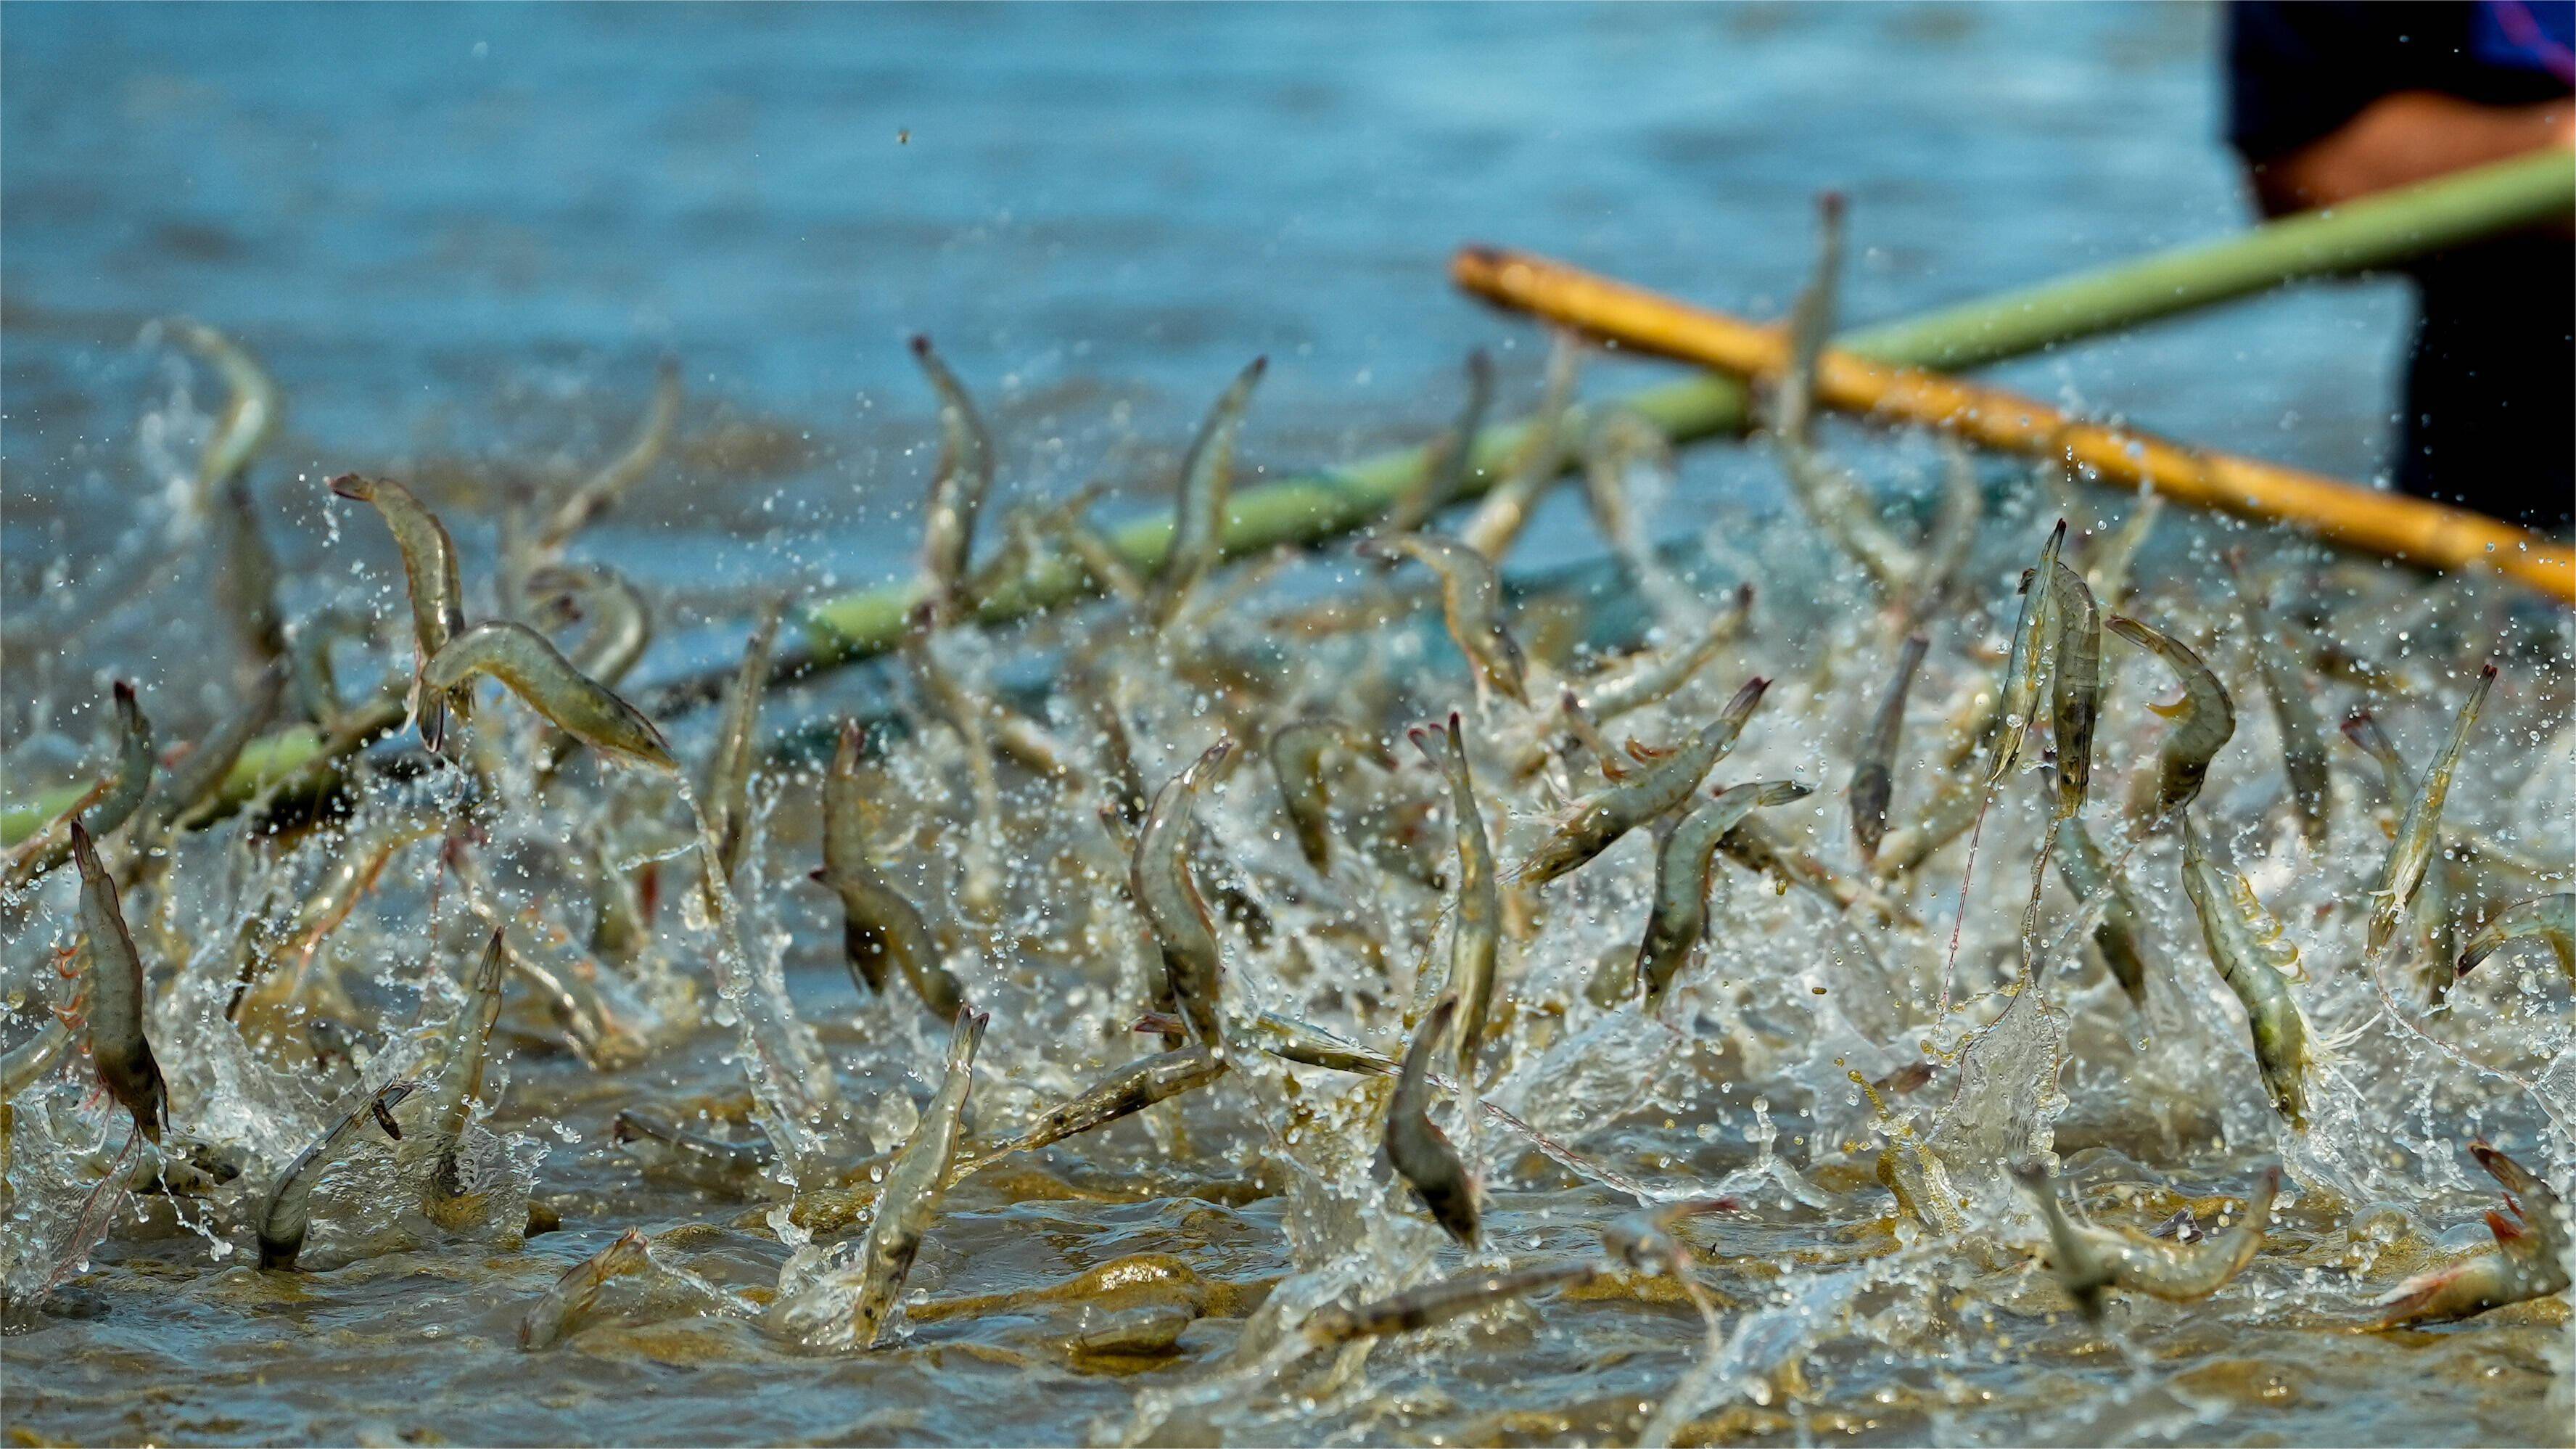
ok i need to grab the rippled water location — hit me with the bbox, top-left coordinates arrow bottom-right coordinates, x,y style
5,5 -> 2570,1448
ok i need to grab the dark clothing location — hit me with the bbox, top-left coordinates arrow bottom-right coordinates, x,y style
2228,1 -> 2575,529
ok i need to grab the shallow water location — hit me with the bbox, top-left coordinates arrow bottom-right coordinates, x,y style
5,5 -> 2572,1448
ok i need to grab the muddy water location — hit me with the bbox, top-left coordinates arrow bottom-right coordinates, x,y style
6,5 -> 2572,1448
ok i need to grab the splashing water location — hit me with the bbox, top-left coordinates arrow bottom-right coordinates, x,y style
4,327 -> 2572,1449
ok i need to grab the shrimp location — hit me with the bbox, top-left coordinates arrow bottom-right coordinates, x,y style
1,1018 -> 70,1196
138,662 -> 284,843
231,801 -> 446,1022
2095,494 -> 2168,607
987,1044 -> 1226,1162
328,474 -> 472,750
1849,633 -> 1929,867
702,600 -> 786,883
1061,1303 -> 1201,1358
609,1108 -> 777,1181
1,1021 -> 72,1099
1877,1134 -> 1971,1238
7,682 -> 154,890
419,620 -> 677,771
1386,996 -> 1479,1249
2226,554 -> 2332,850
2456,892 -> 2575,981
522,566 -> 658,787
2052,797 -> 2150,1011
2368,663 -> 2495,956
2338,708 -> 2461,979
490,929 -> 622,1070
284,605 -> 374,731
969,492 -> 1071,613
1030,484 -> 1146,604
71,820 -> 166,1143
1459,332 -> 1579,562
2108,613 -> 2236,824
449,867 -> 652,1072
256,1080 -> 418,1271
2043,560 -> 2099,820
2178,813 -> 2314,1130
1771,193 -> 1841,447
1248,1012 -> 1671,1198
1357,534 -> 1531,709
2013,1162 -> 2279,1320
1509,584 -> 1753,780
532,358 -> 680,555
1077,674 -> 1152,826
2376,1140 -> 2569,1327
848,1008 -> 988,1347
1410,713 -> 1499,1076
1874,771 -> 1987,878
1582,584 -> 1754,722
899,604 -> 1005,911
1512,676 -> 1769,887
584,828 -> 652,967
1775,443 -> 1920,598
1636,782 -> 1812,1010
172,318 -> 279,501
1305,1259 -> 1600,1346
1381,350 -> 1494,538
1720,814 -> 1920,927
1580,406 -> 1674,586
1132,740 -> 1233,1046
1599,1197 -> 1737,1276
213,474 -> 287,674
520,1228 -> 655,1350
1155,356 -> 1267,628
421,929 -> 510,1228
1267,717 -> 1393,874
964,500 -> 1041,609
525,564 -> 654,686
816,721 -> 965,1019
1771,193 -> 1919,594
2340,709 -> 2412,812
1892,441 -> 1982,628
910,336 -> 997,622
1987,520 -> 2067,788
1246,1011 -> 1396,1077
1557,690 -> 1638,786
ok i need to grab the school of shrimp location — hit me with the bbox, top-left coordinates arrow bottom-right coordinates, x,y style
5,225 -> 2574,1448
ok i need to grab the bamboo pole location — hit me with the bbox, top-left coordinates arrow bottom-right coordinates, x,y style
1843,148 -> 2576,370
8,152 -> 2568,845
1452,244 -> 2574,602
825,149 -> 2576,648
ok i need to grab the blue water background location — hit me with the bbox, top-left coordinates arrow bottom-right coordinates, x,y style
2,1 -> 2409,660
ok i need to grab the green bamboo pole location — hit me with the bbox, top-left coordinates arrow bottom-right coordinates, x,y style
812,149 -> 2574,655
1852,148 -> 2575,370
8,149 -> 2567,847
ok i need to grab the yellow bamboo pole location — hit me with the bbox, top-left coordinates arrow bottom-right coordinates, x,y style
12,157 -> 2567,848
1452,245 -> 2575,604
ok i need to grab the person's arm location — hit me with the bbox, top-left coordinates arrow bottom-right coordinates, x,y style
2248,90 -> 2574,216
